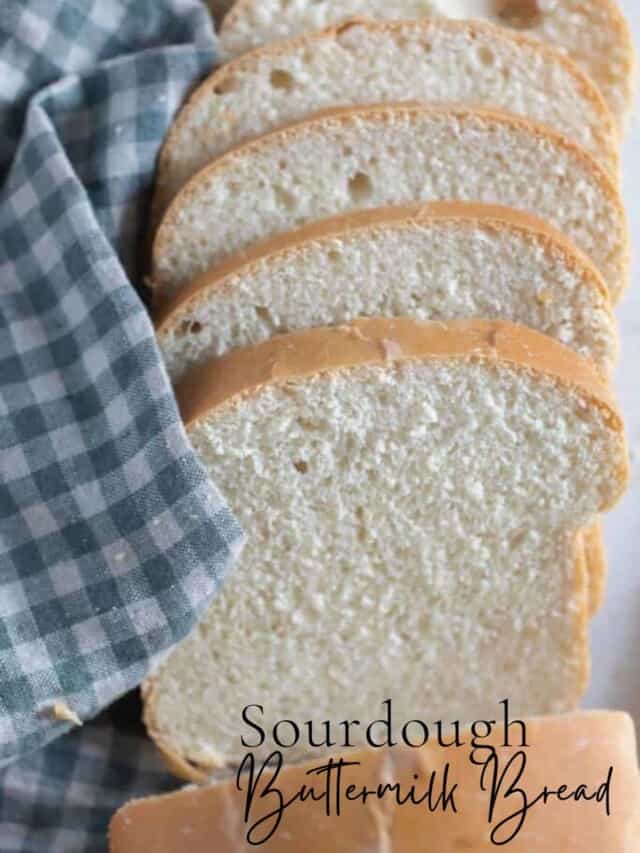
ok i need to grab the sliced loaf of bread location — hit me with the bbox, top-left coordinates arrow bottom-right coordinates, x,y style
143,318 -> 628,775
114,713 -> 640,849
219,0 -> 635,131
153,18 -> 617,216
155,202 -> 617,380
151,104 -> 628,304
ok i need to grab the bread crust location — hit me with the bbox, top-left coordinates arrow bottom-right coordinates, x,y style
112,712 -> 640,851
142,685 -> 212,783
583,521 -> 608,616
153,16 -> 618,218
151,103 -> 630,302
153,201 -> 612,330
219,1 -> 635,130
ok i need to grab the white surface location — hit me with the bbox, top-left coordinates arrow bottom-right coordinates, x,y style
586,0 -> 640,727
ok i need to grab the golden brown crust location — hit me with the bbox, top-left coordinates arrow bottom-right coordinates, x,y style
154,16 -> 618,218
153,201 -> 612,328
151,102 -> 629,301
572,533 -> 591,701
112,712 -> 640,852
583,521 -> 609,616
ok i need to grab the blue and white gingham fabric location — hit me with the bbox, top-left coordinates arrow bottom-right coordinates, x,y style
0,2 -> 243,849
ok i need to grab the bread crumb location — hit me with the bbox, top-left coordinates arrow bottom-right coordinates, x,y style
49,702 -> 82,727
380,339 -> 404,362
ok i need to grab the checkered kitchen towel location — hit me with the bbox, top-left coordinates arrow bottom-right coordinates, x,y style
0,1 -> 243,849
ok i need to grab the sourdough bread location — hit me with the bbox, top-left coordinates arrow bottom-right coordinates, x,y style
151,104 -> 628,304
155,202 -> 617,380
112,712 -> 640,850
153,18 -> 618,216
219,0 -> 635,131
143,318 -> 628,775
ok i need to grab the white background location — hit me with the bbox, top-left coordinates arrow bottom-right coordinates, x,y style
586,0 -> 640,728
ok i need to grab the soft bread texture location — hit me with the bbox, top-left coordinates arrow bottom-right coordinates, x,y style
156,203 -> 612,614
143,319 -> 628,774
153,18 -> 618,216
151,104 -> 628,304
112,712 -> 640,850
155,202 -> 618,381
219,0 -> 635,131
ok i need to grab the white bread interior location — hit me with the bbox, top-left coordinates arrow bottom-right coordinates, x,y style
151,104 -> 628,304
143,319 -> 628,774
219,0 -> 635,131
153,18 -> 618,216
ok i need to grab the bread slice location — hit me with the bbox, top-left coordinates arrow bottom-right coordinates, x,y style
112,713 -> 640,851
142,318 -> 628,776
219,0 -> 635,132
153,18 -> 618,217
155,202 -> 617,380
151,104 -> 628,305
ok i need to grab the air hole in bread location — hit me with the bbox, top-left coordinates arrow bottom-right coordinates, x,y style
477,46 -> 495,67
296,415 -> 331,434
327,249 -> 341,266
274,185 -> 296,211
270,69 -> 295,92
177,319 -> 203,338
347,171 -> 373,203
253,305 -> 278,332
212,78 -> 236,96
355,506 -> 367,543
497,0 -> 542,30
